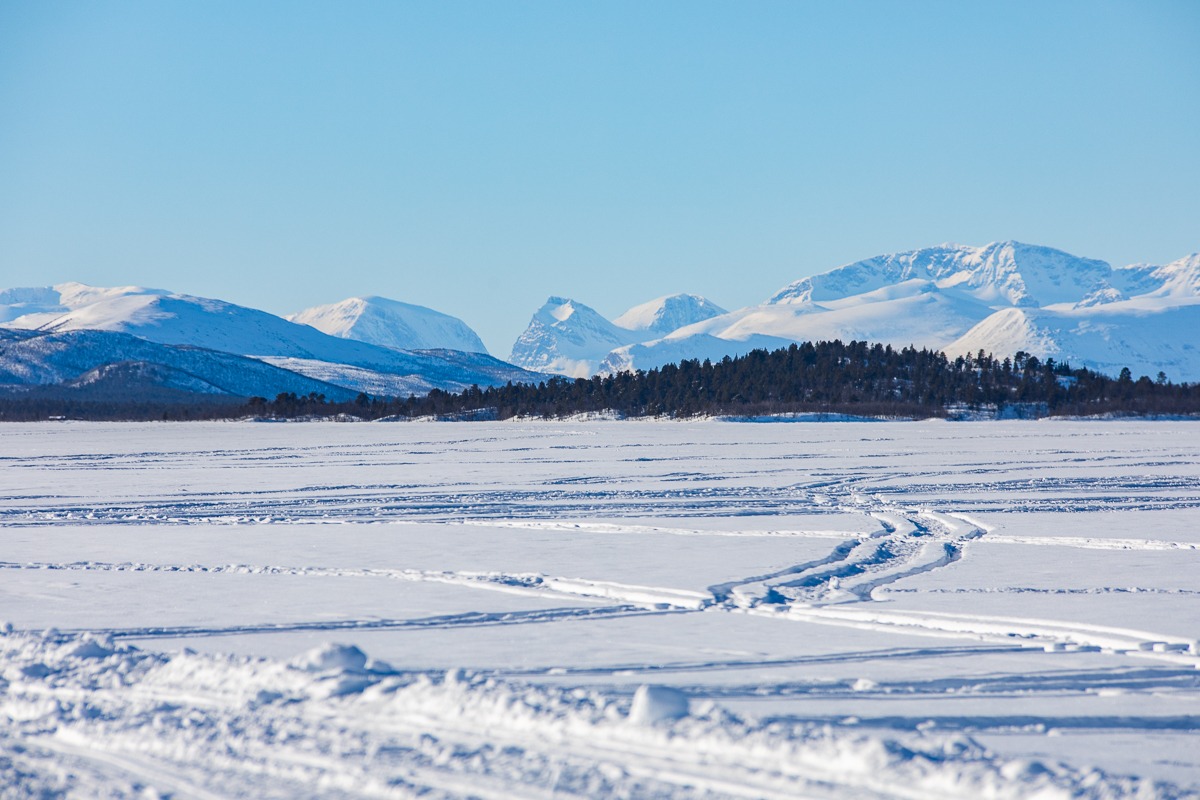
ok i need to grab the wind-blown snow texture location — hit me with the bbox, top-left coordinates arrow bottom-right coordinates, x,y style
287,296 -> 488,354
2,419 -> 1199,798
512,243 -> 1200,381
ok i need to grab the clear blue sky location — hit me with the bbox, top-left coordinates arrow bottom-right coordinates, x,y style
2,1 -> 1197,355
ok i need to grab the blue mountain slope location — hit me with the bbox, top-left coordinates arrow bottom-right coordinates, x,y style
0,330 -> 357,400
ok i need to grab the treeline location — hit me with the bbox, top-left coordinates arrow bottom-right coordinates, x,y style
246,341 -> 1200,420
3,341 -> 1198,422
0,398 -> 246,422
360,342 -> 1198,420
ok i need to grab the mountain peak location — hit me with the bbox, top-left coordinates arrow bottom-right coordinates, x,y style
288,295 -> 487,353
767,241 -> 1112,308
613,293 -> 727,335
509,297 -> 643,378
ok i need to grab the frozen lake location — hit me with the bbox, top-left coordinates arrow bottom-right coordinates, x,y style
2,419 -> 1199,799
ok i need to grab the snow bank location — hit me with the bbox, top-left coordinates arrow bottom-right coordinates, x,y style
1,630 -> 1186,799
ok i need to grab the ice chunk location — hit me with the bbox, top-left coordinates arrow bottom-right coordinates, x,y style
628,685 -> 689,725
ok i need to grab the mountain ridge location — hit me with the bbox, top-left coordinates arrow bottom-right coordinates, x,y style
508,242 -> 1200,382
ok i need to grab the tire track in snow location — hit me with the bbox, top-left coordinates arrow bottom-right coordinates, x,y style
78,606 -> 661,642
700,509 -> 1200,667
0,559 -> 714,613
6,509 -> 1196,670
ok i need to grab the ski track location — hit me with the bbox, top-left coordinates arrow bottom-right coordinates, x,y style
3,422 -> 1200,797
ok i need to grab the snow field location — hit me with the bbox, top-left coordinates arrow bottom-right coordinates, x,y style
2,419 -> 1199,798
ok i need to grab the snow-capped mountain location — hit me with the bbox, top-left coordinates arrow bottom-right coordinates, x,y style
0,286 -> 539,397
0,281 -> 169,323
0,329 -> 356,400
944,300 -> 1200,381
603,287 -> 997,374
943,253 -> 1200,380
508,297 -> 644,378
287,296 -> 487,354
768,242 -> 1114,308
1109,254 -> 1200,302
612,294 -> 727,336
509,294 -> 730,377
515,243 -> 1200,382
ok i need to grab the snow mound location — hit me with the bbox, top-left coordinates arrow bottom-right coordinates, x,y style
288,295 -> 488,354
601,332 -> 795,374
290,642 -> 368,673
628,684 -> 689,724
1112,254 -> 1200,301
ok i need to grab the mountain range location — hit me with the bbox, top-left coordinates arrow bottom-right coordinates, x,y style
509,243 -> 1200,382
0,288 -> 537,402
3,240 -> 1197,405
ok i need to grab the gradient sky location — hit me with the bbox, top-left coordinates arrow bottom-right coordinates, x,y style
2,1 -> 1198,355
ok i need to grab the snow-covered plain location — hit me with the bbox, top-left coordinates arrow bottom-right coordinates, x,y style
2,420 -> 1199,799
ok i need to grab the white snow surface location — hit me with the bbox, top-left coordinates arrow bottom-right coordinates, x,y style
2,419 -> 1200,798
287,296 -> 488,354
